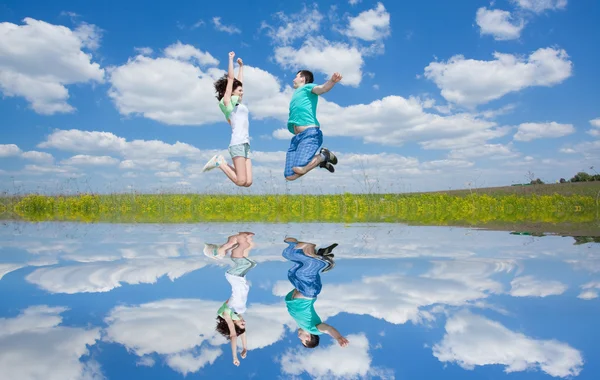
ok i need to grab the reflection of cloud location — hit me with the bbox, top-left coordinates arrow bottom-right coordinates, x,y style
103,298 -> 293,375
25,258 -> 207,293
273,258 -> 511,326
0,263 -> 26,280
433,310 -> 583,378
510,276 -> 567,297
423,259 -> 517,293
280,333 -> 393,379
104,299 -> 223,375
577,281 -> 600,300
0,305 -> 102,380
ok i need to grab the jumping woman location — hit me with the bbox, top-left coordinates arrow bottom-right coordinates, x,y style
203,51 -> 252,187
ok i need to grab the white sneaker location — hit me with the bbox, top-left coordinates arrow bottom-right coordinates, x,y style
202,154 -> 224,172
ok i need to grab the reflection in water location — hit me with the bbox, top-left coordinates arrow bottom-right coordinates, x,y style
282,237 -> 348,349
0,222 -> 598,379
205,232 -> 257,366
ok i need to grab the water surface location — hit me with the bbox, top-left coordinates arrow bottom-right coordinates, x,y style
1,222 -> 599,379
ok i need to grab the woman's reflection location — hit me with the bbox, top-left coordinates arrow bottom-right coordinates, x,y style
204,232 -> 257,366
282,237 -> 349,349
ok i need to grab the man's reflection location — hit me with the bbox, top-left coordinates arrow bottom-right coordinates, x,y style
204,232 -> 257,366
283,237 -> 349,349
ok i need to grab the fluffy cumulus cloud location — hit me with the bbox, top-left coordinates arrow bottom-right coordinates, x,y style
103,298 -> 293,375
424,48 -> 573,107
433,310 -> 583,378
0,144 -> 21,157
512,0 -> 568,13
274,36 -> 364,86
343,2 -> 391,41
513,122 -> 575,141
476,7 -> 525,41
577,281 -> 600,300
61,154 -> 120,166
509,276 -> 568,297
107,42 -> 286,126
103,299 -> 224,374
25,258 -> 208,294
20,151 -> 54,163
163,41 -> 219,65
279,333 -> 392,379
273,258 -> 515,326
0,18 -> 104,114
0,305 -> 103,380
588,118 -> 600,137
38,129 -> 203,160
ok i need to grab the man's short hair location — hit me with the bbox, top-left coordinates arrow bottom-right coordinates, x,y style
302,334 -> 320,348
297,70 -> 314,84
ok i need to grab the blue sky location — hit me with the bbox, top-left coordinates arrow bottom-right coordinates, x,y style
1,222 -> 599,379
1,0 -> 599,194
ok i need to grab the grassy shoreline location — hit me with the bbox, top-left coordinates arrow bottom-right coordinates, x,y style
1,182 -> 598,235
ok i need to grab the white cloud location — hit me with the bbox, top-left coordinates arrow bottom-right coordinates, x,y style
476,7 -> 525,41
155,171 -> 183,178
73,22 -> 103,50
107,44 -> 281,127
163,41 -> 219,66
349,0 -> 362,5
273,258 -> 514,326
120,159 -> 182,171
20,151 -> 54,163
107,51 -> 224,125
0,144 -> 22,157
102,298 -> 293,374
212,17 -> 241,34
343,2 -> 391,41
260,5 -> 324,45
448,143 -> 518,160
577,281 -> 600,300
0,305 -> 102,380
26,258 -> 208,294
509,276 -> 567,297
280,334 -> 389,379
134,47 -> 153,55
39,129 -> 202,160
424,48 -> 573,107
512,0 -> 568,13
191,20 -> 205,29
513,122 -> 575,141
23,164 -> 77,175
433,310 -> 583,378
588,118 -> 600,137
0,18 -> 104,114
61,154 -> 119,166
274,36 -> 364,86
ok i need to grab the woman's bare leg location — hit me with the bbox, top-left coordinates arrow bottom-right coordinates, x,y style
219,156 -> 248,186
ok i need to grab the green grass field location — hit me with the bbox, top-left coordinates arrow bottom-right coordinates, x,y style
1,181 -> 598,236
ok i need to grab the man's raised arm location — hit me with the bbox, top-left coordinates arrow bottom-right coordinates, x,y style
311,73 -> 343,95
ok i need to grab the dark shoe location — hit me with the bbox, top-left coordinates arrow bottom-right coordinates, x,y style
317,243 -> 338,257
320,256 -> 335,273
320,162 -> 335,173
320,148 -> 338,165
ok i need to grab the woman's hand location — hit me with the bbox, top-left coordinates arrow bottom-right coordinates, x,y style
241,349 -> 247,358
229,51 -> 235,60
233,357 -> 240,366
237,58 -> 243,66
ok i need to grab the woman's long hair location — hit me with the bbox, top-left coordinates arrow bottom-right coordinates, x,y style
214,74 -> 243,101
216,316 -> 246,339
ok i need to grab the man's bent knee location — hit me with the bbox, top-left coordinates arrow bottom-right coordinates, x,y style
293,166 -> 307,175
